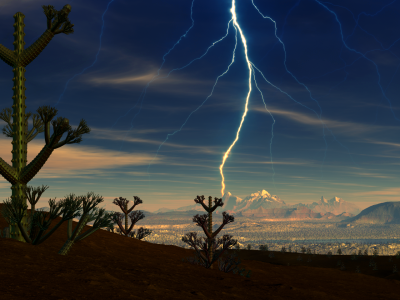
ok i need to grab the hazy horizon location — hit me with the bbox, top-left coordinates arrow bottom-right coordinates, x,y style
0,0 -> 399,214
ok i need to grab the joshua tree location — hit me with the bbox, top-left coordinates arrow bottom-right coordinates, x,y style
1,190 -> 118,256
181,195 -> 238,270
111,196 -> 153,240
0,4 -> 91,243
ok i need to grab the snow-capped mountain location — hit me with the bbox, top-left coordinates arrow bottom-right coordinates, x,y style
165,190 -> 360,221
221,189 -> 286,213
305,196 -> 360,216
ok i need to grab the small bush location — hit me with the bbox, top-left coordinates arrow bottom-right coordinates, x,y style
337,248 -> 342,255
364,249 -> 368,256
301,246 -> 306,254
246,244 -> 251,250
373,249 -> 378,257
357,249 -> 362,256
306,247 -> 312,255
327,251 -> 332,258
280,246 -> 286,253
259,244 -> 268,251
288,245 -> 292,253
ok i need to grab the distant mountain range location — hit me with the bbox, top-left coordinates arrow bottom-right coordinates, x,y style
37,189 -> 363,223
36,191 -> 399,226
338,201 -> 400,226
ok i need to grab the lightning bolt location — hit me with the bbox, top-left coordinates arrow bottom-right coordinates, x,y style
218,1 -> 253,197
53,0 -> 116,108
33,0 -> 398,200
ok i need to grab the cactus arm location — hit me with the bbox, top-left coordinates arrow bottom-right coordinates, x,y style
0,44 -> 16,67
19,4 -> 74,67
67,218 -> 73,239
68,213 -> 91,240
58,214 -> 91,255
32,218 -> 65,245
16,220 -> 32,243
51,119 -> 91,149
19,133 -> 63,184
76,210 -> 117,241
19,30 -> 56,67
0,157 -> 19,185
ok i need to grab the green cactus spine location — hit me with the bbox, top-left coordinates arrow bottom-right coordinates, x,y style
0,5 -> 93,243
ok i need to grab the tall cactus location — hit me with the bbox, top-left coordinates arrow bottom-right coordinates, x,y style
0,4 -> 91,243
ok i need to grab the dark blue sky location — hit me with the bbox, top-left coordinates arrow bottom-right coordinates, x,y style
0,0 -> 399,213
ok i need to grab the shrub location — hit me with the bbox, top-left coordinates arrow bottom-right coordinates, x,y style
301,246 -> 306,254
112,197 -> 153,240
280,246 -> 286,253
337,248 -> 342,255
364,249 -> 368,256
246,244 -> 251,250
181,195 -> 251,277
373,249 -> 378,257
327,251 -> 333,258
259,244 -> 268,251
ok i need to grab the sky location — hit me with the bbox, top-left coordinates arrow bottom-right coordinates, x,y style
0,0 -> 399,215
